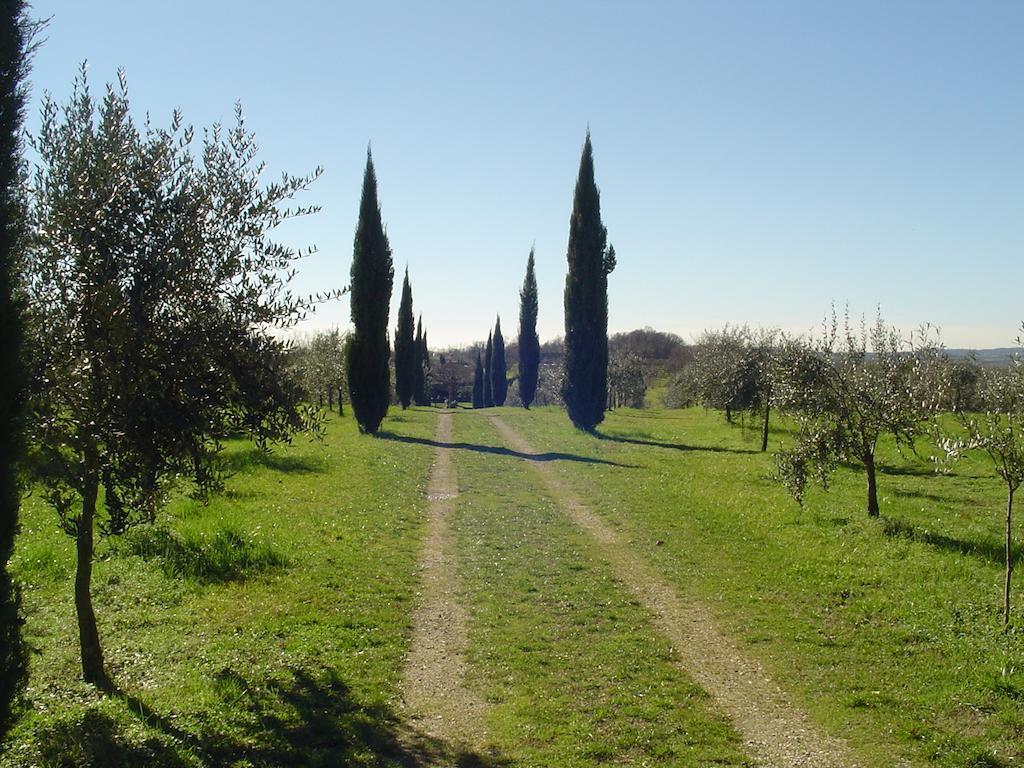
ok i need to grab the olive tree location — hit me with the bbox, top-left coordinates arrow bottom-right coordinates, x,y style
772,312 -> 942,517
607,350 -> 646,409
23,71 -> 331,686
938,346 -> 1024,627
297,329 -> 347,412
685,326 -> 778,449
687,326 -> 756,423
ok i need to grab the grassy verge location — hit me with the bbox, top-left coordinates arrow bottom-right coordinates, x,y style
494,405 -> 1024,768
447,410 -> 752,766
5,407 -> 439,768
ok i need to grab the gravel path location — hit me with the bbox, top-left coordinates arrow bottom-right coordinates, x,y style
488,414 -> 860,768
400,411 -> 490,752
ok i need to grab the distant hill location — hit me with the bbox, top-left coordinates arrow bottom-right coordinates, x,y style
946,348 -> 1019,365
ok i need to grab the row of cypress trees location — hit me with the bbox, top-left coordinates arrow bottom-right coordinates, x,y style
394,269 -> 430,408
413,317 -> 430,406
470,131 -> 613,430
346,131 -> 613,433
472,316 -> 509,408
346,151 -> 433,433
470,244 -> 542,411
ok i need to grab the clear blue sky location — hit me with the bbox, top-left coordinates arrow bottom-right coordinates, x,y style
25,1 -> 1024,349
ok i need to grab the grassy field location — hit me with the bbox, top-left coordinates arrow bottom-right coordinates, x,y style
496,406 -> 1024,767
3,403 -> 1023,767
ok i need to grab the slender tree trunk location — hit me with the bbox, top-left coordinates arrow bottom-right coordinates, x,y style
338,387 -> 344,416
328,387 -> 334,411
864,452 -> 879,518
318,393 -> 323,408
760,401 -> 770,452
725,405 -> 732,423
76,454 -> 107,687
1005,486 -> 1015,628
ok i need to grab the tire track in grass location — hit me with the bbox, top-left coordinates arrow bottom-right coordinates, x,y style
488,414 -> 860,768
400,410 -> 491,753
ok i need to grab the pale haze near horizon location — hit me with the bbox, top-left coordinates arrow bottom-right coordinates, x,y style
24,1 -> 1024,350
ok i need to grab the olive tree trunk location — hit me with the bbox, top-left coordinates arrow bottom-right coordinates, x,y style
863,451 -> 879,518
1005,485 -> 1015,628
75,454 -> 107,687
760,401 -> 770,452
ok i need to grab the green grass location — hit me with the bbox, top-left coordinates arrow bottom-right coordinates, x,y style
121,525 -> 287,583
4,407 -> 442,768
446,411 -> 751,766
494,405 -> 1024,767
7,402 -> 1023,767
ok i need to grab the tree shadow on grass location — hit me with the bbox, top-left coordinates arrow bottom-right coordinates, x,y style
876,464 -> 939,478
220,447 -> 324,476
881,516 -> 1011,567
593,430 -> 758,455
377,431 -> 636,468
608,410 -> 690,420
890,487 -> 960,505
877,463 -> 990,482
122,525 -> 286,583
35,668 -> 508,768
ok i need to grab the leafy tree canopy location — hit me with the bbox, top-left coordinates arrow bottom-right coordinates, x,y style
23,69 -> 334,684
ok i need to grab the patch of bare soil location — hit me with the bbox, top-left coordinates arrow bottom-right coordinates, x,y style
488,414 -> 862,768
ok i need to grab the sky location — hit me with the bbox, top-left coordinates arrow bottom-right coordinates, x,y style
23,1 -> 1024,349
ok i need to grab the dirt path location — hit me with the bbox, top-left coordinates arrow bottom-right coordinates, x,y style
400,411 -> 490,752
488,414 -> 861,768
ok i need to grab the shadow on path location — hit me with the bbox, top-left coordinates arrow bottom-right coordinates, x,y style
35,668 -> 508,768
594,431 -> 758,455
378,431 -> 636,468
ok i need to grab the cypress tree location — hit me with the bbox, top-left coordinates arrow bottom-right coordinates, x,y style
394,268 -> 415,409
346,150 -> 394,434
419,326 -> 431,405
472,352 -> 485,408
0,0 -> 30,736
413,315 -> 426,406
562,131 -> 615,431
483,331 -> 494,408
518,248 -> 540,409
491,316 -> 508,406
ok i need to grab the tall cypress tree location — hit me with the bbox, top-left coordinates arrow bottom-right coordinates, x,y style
563,131 -> 615,431
472,352 -> 484,409
418,325 -> 431,405
483,331 -> 494,408
491,316 -> 508,406
394,268 -> 415,409
518,248 -> 540,409
346,150 -> 394,434
412,315 -> 425,406
0,0 -> 30,737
